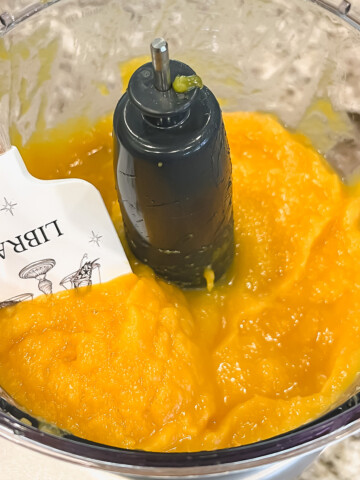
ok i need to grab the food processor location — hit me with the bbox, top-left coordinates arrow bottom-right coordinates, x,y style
1,0 -> 360,478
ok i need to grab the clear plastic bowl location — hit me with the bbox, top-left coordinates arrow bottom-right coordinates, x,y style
1,1 -> 360,478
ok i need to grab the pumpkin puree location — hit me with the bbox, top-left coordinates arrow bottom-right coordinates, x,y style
1,111 -> 360,452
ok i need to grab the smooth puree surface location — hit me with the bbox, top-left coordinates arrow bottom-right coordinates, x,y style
1,111 -> 360,452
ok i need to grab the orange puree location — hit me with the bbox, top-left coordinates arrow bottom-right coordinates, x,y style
1,112 -> 360,452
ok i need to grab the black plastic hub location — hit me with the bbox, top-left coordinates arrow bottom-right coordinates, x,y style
113,59 -> 234,288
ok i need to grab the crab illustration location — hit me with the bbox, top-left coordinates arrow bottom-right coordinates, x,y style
60,254 -> 101,290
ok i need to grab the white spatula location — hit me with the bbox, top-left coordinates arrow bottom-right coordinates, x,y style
0,127 -> 131,308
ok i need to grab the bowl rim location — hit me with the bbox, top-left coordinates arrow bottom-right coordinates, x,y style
1,0 -> 360,38
0,393 -> 359,474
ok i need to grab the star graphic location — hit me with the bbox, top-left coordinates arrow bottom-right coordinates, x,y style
0,197 -> 17,216
89,230 -> 102,247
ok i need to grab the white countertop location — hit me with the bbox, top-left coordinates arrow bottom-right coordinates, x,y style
300,434 -> 360,480
0,436 -> 117,480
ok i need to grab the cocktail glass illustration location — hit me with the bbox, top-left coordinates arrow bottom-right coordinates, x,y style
0,293 -> 34,309
19,259 -> 56,295
60,254 -> 101,290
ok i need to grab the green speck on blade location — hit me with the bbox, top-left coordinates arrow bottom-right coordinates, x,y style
172,75 -> 203,93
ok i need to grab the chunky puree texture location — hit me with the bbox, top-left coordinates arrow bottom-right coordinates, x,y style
1,111 -> 360,452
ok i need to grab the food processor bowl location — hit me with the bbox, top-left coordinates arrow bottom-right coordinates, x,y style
1,0 -> 360,478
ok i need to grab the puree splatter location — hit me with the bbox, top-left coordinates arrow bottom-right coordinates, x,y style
1,111 -> 360,452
